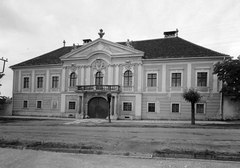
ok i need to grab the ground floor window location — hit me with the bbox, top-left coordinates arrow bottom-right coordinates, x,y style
123,102 -> 132,111
148,102 -> 155,112
52,100 -> 58,109
196,103 -> 205,114
171,103 -> 180,113
36,101 -> 42,109
23,100 -> 28,108
69,101 -> 76,110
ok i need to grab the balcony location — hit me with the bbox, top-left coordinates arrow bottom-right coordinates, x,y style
76,85 -> 121,92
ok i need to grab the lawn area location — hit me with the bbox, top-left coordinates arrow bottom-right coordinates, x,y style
0,118 -> 240,160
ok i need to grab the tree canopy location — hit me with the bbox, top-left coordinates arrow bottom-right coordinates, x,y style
182,87 -> 201,125
213,57 -> 240,101
182,87 -> 201,104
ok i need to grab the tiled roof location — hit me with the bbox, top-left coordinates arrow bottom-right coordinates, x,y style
118,37 -> 228,59
11,47 -> 73,68
11,37 -> 228,68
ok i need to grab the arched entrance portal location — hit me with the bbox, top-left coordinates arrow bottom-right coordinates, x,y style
88,97 -> 109,119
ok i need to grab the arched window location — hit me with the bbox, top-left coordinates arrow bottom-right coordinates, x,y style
124,70 -> 132,86
95,71 -> 103,85
70,72 -> 77,87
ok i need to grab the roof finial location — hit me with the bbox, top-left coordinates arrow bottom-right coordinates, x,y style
63,40 -> 66,47
98,29 -> 105,38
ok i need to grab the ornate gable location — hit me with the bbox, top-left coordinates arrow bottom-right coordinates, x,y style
60,38 -> 144,60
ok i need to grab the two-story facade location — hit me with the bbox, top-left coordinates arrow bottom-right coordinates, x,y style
10,30 -> 228,120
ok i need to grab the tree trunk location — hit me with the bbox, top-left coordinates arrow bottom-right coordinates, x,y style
191,102 -> 195,125
108,101 -> 111,123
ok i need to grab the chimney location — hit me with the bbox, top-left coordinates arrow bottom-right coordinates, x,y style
164,28 -> 179,38
83,39 -> 92,45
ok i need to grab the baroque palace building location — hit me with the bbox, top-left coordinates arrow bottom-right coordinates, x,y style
10,29 -> 228,120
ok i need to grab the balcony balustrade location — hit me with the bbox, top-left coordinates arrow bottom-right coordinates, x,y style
76,85 -> 121,92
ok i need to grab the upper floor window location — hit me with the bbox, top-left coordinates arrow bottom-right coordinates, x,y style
171,73 -> 181,87
23,77 -> 29,88
147,73 -> 157,87
197,72 -> 207,87
124,70 -> 132,86
95,71 -> 103,85
70,72 -> 77,87
52,76 -> 59,88
37,77 -> 43,88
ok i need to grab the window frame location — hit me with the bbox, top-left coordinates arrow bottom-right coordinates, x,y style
123,70 -> 133,87
23,100 -> 28,108
69,72 -> 77,87
196,70 -> 209,87
68,101 -> 76,110
51,100 -> 58,109
147,102 -> 156,113
171,72 -> 182,87
171,103 -> 180,113
122,101 -> 133,112
36,100 -> 42,109
23,76 -> 30,89
37,76 -> 44,89
51,75 -> 59,88
146,71 -> 158,88
195,103 -> 206,114
95,71 -> 104,86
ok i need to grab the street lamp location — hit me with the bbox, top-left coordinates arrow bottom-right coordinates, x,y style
106,92 -> 112,123
0,57 -> 8,74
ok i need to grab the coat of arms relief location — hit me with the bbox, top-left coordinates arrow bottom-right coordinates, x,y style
94,59 -> 106,71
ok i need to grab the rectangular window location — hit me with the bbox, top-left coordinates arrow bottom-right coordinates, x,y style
123,102 -> 132,111
197,72 -> 207,87
52,100 -> 58,109
37,77 -> 43,88
69,101 -> 76,110
172,103 -> 180,113
52,76 -> 59,88
196,104 -> 205,114
171,73 -> 181,87
147,73 -> 157,87
23,77 -> 29,88
23,100 -> 28,108
36,101 -> 42,109
148,103 -> 155,112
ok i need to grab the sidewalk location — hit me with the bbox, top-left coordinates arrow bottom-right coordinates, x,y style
1,115 -> 240,126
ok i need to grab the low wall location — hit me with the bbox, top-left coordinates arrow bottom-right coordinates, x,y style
0,103 -> 12,116
223,96 -> 240,119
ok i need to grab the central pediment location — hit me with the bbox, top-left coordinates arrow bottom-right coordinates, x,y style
60,38 -> 144,60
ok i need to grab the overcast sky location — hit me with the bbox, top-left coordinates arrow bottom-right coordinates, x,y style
0,0 -> 239,97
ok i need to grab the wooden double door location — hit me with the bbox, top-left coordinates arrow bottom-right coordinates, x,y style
88,97 -> 109,119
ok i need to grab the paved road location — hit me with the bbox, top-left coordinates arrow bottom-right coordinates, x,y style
0,148 -> 239,168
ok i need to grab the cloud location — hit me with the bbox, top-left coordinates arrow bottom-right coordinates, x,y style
0,1 -> 33,34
